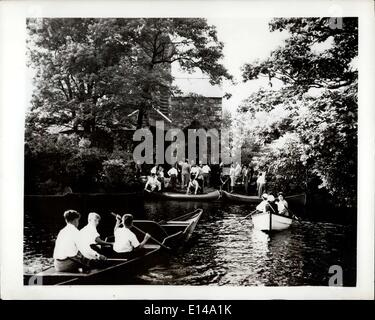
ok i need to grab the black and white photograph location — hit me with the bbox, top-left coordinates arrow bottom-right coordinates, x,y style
0,0 -> 373,300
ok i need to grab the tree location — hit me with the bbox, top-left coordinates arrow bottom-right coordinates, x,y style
27,18 -> 232,138
123,18 -> 232,128
239,18 -> 358,207
242,18 -> 357,92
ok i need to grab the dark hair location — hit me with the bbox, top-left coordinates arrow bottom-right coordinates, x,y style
278,192 -> 284,196
64,210 -> 80,222
123,214 -> 133,227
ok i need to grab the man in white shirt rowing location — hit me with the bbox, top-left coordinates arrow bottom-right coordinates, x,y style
256,193 -> 269,213
78,212 -> 111,260
53,210 -> 101,272
113,214 -> 151,257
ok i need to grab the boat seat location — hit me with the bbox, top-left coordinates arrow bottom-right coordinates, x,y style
143,244 -> 160,250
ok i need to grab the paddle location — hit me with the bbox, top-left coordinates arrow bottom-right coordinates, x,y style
243,209 -> 258,220
109,212 -> 172,251
282,205 -> 300,222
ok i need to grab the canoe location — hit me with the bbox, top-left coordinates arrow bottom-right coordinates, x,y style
221,191 -> 307,206
145,190 -> 221,201
24,209 -> 203,286
221,191 -> 260,203
252,212 -> 294,233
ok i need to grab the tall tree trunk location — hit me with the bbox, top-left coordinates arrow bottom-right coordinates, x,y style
136,64 -> 154,129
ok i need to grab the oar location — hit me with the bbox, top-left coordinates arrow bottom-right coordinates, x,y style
284,206 -> 300,221
109,212 -> 172,251
243,209 -> 258,220
131,224 -> 172,251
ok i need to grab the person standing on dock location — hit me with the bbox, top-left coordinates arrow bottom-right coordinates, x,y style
234,162 -> 242,185
181,159 -> 191,189
78,212 -> 111,260
197,162 -> 205,194
157,166 -> 165,191
229,163 -> 236,193
53,210 -> 91,272
202,163 -> 211,188
167,165 -> 178,190
242,165 -> 249,194
257,171 -> 266,198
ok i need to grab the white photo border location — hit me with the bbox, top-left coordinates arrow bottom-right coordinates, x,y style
0,0 -> 374,300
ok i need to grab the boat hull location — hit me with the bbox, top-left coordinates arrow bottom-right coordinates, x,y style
252,212 -> 293,232
146,190 -> 221,201
221,191 -> 260,203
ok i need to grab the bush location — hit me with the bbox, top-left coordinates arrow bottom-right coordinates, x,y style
101,158 -> 138,191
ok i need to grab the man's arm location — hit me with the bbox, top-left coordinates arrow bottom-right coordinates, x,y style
114,215 -> 121,233
137,233 -> 151,250
95,236 -> 113,246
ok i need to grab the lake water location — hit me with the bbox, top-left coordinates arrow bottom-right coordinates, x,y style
24,198 -> 356,286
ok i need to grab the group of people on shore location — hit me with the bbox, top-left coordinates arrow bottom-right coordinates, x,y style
220,162 -> 266,198
53,210 -> 150,273
144,160 -> 212,195
256,192 -> 290,216
142,160 -> 269,198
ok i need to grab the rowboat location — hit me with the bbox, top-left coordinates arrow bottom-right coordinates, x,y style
145,190 -> 221,201
252,211 -> 294,233
221,191 -> 307,206
24,209 -> 203,286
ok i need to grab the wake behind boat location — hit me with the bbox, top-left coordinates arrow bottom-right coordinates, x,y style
24,209 -> 203,285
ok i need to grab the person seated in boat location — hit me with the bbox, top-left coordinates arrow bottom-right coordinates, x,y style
186,177 -> 200,195
167,165 -> 178,191
144,173 -> 162,192
78,212 -> 111,260
276,192 -> 289,216
256,193 -> 269,213
265,194 -> 278,214
53,210 -> 92,272
113,214 -> 151,257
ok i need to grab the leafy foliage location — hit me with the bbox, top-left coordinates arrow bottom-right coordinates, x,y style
242,18 -> 358,92
25,18 -> 232,193
237,18 -> 357,207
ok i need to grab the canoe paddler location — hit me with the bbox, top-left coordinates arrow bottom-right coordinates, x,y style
78,212 -> 110,260
53,210 -> 91,272
113,214 -> 151,257
256,193 -> 269,212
